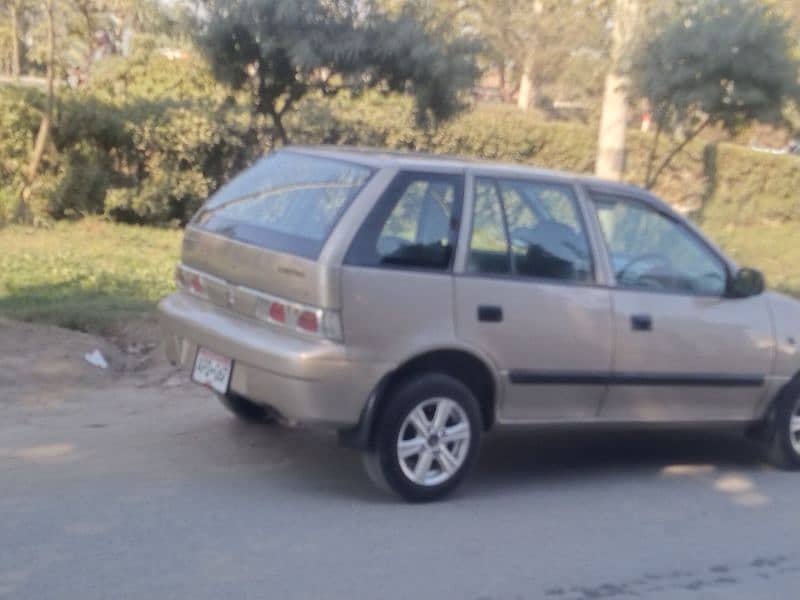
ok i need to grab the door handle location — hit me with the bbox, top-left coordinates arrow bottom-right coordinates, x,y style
631,314 -> 653,331
478,305 -> 503,323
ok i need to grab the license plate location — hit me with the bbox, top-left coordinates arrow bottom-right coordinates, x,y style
192,348 -> 232,394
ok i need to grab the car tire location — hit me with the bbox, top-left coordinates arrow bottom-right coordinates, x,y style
767,382 -> 800,470
365,373 -> 482,502
217,392 -> 277,424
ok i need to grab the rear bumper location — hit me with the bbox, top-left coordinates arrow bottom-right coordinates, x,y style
158,292 -> 391,427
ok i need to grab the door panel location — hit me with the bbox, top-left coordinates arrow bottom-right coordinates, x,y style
588,192 -> 775,422
457,176 -> 614,423
601,291 -> 774,421
455,277 -> 613,422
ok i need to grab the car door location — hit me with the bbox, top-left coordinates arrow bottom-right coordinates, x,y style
454,174 -> 614,423
587,190 -> 774,422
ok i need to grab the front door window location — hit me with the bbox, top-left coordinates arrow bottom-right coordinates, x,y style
593,195 -> 728,296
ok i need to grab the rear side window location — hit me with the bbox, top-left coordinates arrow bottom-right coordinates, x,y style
468,177 -> 593,283
468,179 -> 511,274
193,151 -> 372,259
345,172 -> 464,271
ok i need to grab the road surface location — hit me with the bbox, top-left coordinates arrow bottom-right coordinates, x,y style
1,320 -> 799,599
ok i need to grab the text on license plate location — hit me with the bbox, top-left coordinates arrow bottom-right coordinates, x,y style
192,348 -> 233,394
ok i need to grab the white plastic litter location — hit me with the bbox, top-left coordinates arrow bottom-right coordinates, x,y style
84,349 -> 109,370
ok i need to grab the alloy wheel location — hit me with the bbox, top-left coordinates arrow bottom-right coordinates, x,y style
396,397 -> 471,486
790,398 -> 800,456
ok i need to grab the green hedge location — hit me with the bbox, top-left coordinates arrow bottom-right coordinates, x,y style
0,51 -> 256,225
1,56 -> 798,231
294,93 -> 800,228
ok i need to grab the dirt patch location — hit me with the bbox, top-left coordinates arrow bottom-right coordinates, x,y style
0,317 -> 183,405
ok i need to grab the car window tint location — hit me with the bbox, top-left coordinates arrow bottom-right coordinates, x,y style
380,180 -> 453,246
468,178 -> 511,274
194,150 -> 372,259
345,172 -> 463,271
499,186 -> 538,231
593,195 -> 727,296
496,179 -> 593,283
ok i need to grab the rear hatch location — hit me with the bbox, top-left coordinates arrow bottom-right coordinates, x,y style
177,150 -> 373,335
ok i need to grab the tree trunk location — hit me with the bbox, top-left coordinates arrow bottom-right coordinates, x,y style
595,72 -> 629,180
497,60 -> 506,101
18,0 -> 55,220
502,61 -> 514,102
269,108 -> 290,146
10,2 -> 21,79
517,55 -> 535,111
595,0 -> 641,181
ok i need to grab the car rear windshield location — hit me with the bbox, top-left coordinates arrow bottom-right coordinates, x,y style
192,150 -> 373,259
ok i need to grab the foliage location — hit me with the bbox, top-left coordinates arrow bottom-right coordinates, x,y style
3,83 -> 800,335
396,0 -> 609,109
197,0 -> 480,144
635,0 -> 800,187
453,1 -> 609,99
4,71 -> 800,229
0,49 -> 255,225
0,219 -> 181,332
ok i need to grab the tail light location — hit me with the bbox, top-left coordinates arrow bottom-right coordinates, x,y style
268,301 -> 286,324
189,274 -> 205,295
297,310 -> 319,333
175,264 -> 208,300
254,294 -> 342,342
177,263 -> 343,342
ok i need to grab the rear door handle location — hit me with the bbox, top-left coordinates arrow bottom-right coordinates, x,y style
478,305 -> 503,323
631,314 -> 653,331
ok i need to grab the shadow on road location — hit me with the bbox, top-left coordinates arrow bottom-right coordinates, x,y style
468,427 -> 771,500
222,420 -> 771,503
478,426 -> 763,478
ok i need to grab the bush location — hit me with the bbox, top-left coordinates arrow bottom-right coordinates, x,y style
0,87 -> 40,222
0,50 -> 255,225
297,92 -> 800,228
1,58 -> 798,231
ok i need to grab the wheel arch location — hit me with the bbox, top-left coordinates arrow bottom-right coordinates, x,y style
747,370 -> 800,441
339,347 -> 500,451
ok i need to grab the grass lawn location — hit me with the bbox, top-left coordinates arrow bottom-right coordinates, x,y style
0,217 -> 797,336
702,220 -> 800,298
0,219 -> 181,334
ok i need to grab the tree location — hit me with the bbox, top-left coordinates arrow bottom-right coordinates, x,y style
0,0 -> 30,78
446,0 -> 607,111
595,0 -> 641,181
635,0 -> 800,188
197,0 -> 480,146
9,0 -> 22,77
18,0 -> 54,220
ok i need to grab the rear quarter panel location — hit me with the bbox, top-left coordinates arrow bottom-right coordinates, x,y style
340,268 -> 460,365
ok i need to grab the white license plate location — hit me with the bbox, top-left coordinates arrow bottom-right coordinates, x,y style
192,348 -> 233,394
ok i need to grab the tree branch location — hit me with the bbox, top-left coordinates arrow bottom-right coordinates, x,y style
266,105 -> 289,145
646,116 -> 712,189
643,120 -> 662,189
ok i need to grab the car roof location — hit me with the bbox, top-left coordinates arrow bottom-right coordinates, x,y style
288,144 -> 662,208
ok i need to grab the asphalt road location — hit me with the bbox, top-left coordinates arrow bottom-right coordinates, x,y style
2,380 -> 800,600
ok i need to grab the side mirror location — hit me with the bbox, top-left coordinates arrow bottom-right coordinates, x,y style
728,268 -> 765,298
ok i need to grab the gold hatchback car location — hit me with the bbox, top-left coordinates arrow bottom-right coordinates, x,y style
159,146 -> 800,501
